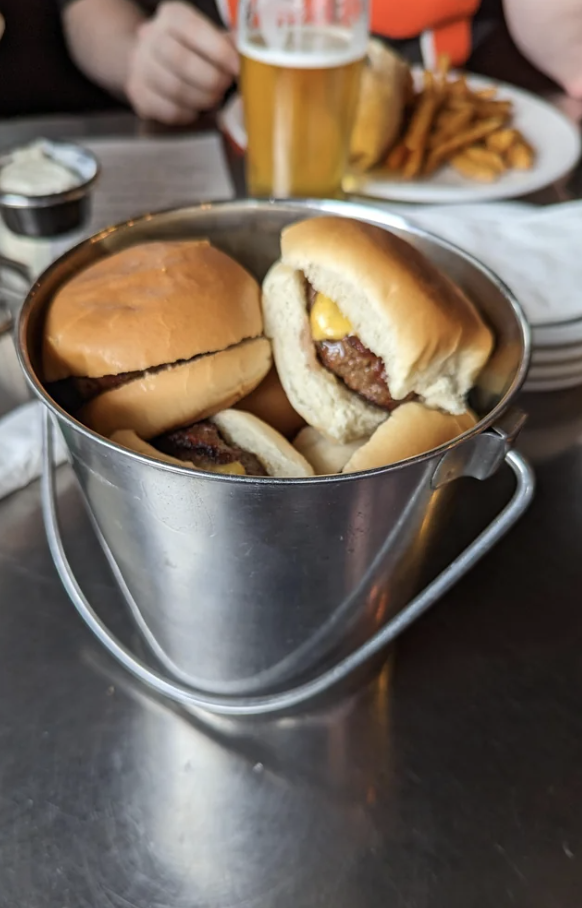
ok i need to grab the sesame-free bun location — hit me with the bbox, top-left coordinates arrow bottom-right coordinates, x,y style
269,216 -> 494,436
110,409 -> 314,478
349,40 -> 412,171
80,337 -> 272,438
344,403 -> 477,472
262,263 -> 386,444
296,403 -> 477,475
43,240 -> 264,382
110,429 -> 190,468
234,365 -> 306,439
293,426 -> 366,475
211,410 -> 313,477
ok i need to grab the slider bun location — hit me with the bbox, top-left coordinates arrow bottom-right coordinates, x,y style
80,337 -> 272,438
110,410 -> 314,479
110,429 -> 191,468
262,262 -> 386,444
43,240 -> 263,381
235,365 -> 306,438
349,40 -> 412,171
343,402 -> 477,473
293,426 -> 366,475
295,404 -> 476,474
280,217 -> 494,415
211,410 -> 314,478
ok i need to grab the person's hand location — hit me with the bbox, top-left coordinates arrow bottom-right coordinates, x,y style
125,0 -> 239,124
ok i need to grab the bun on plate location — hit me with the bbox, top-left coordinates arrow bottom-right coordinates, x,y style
262,216 -> 493,444
111,409 -> 313,479
349,40 -> 412,172
295,403 -> 477,474
43,240 -> 271,437
234,365 -> 306,439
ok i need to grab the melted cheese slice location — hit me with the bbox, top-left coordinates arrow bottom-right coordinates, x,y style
310,293 -> 353,341
207,461 -> 246,476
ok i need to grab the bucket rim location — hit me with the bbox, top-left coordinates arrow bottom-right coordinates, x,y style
17,197 -> 531,485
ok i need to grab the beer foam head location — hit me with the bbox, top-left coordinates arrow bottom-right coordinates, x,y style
238,25 -> 367,69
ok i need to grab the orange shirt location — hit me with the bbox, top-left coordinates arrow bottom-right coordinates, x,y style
220,0 -> 483,67
373,0 -> 482,67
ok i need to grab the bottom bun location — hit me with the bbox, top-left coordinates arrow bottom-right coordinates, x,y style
111,430 -> 190,468
295,403 -> 477,474
80,336 -> 272,439
343,402 -> 477,473
235,365 -> 306,438
110,409 -> 314,478
294,426 -> 367,475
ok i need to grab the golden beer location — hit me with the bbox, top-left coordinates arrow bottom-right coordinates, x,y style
239,28 -> 364,198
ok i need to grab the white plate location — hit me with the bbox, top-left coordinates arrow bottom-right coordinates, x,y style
531,342 -> 582,365
528,358 -> 582,380
524,373 -> 582,392
219,74 -> 581,204
532,319 -> 582,348
218,94 -> 246,152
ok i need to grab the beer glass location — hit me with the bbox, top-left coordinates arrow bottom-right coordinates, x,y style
238,0 -> 369,198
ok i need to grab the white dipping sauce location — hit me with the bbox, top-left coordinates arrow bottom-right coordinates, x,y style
0,141 -> 81,195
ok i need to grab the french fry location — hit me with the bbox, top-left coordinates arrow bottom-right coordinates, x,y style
423,70 -> 435,92
485,127 -> 520,153
437,53 -> 451,91
473,99 -> 513,119
446,96 -> 476,111
429,106 -> 474,146
402,145 -> 425,179
463,145 -> 507,174
386,141 -> 407,171
446,76 -> 469,96
437,53 -> 451,77
403,89 -> 440,153
506,140 -> 535,170
450,151 -> 499,182
475,87 -> 498,99
428,117 -> 505,165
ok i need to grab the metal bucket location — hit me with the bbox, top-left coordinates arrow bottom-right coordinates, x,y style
17,199 -> 534,716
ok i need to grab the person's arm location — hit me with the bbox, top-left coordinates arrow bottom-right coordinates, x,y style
62,0 -> 144,99
504,0 -> 582,97
61,0 -> 239,124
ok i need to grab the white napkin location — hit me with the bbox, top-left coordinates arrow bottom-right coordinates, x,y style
382,200 -> 582,326
0,401 -> 67,501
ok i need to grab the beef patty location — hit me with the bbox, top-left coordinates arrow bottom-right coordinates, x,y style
154,420 -> 268,477
306,281 -> 408,411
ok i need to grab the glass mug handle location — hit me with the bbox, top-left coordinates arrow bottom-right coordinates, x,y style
0,253 -> 31,336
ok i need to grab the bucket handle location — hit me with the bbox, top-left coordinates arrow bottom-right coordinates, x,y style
0,253 -> 31,337
41,409 -> 535,717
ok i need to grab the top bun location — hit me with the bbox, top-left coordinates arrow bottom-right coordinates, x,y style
280,217 -> 494,415
43,240 -> 263,382
349,40 -> 412,172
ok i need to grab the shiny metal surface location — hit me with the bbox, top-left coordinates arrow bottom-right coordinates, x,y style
1,94 -> 582,905
2,450 -> 582,907
41,410 -> 535,714
18,200 -> 529,702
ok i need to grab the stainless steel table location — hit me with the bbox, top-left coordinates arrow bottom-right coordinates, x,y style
2,87 -> 582,907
